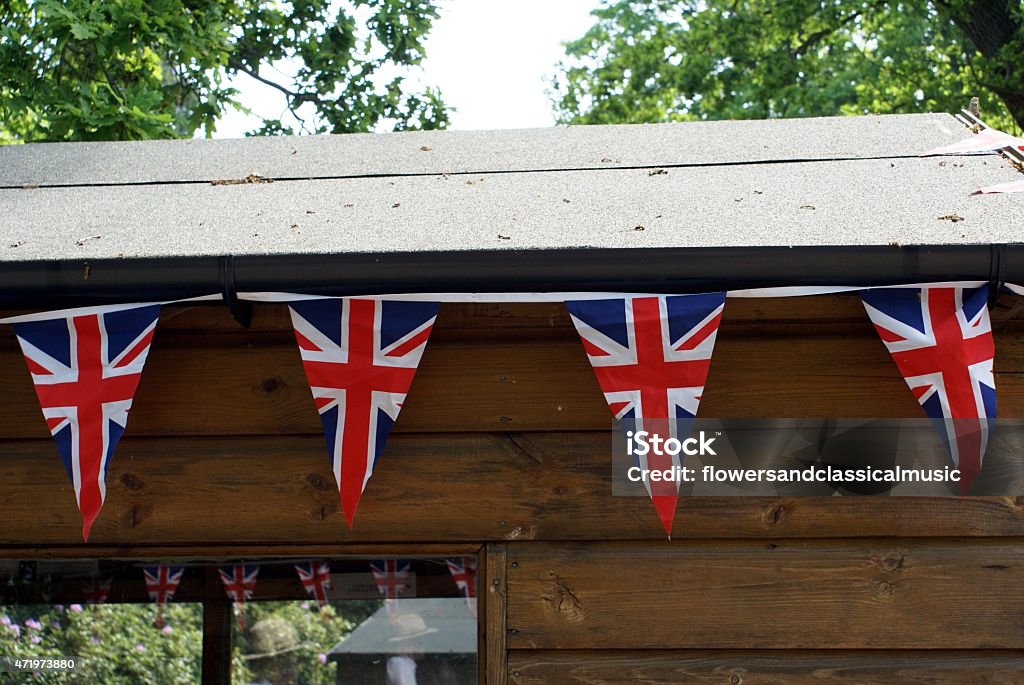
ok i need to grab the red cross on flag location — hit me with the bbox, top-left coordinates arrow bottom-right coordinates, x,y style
294,560 -> 332,611
82,576 -> 113,605
565,293 -> 726,536
288,298 -> 438,527
143,565 -> 185,628
862,286 -> 996,493
218,564 -> 260,630
370,559 -> 411,620
9,304 -> 162,540
446,557 -> 477,616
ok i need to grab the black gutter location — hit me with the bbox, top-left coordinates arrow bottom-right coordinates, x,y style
1,244 -> 1022,311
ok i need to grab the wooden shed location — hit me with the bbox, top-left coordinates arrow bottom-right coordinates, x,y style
1,112 -> 1024,684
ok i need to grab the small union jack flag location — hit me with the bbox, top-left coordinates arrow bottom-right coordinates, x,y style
862,286 -> 996,493
82,576 -> 113,605
370,559 -> 411,620
288,298 -> 439,527
218,564 -> 260,629
11,304 -> 161,541
566,293 -> 726,536
446,557 -> 477,616
294,560 -> 332,610
143,565 -> 185,628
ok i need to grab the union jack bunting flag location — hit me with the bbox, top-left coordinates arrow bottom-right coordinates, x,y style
11,304 -> 162,541
288,298 -> 439,527
446,557 -> 477,616
862,286 -> 996,493
219,564 -> 260,629
565,293 -> 727,536
370,559 -> 412,620
82,576 -> 113,605
294,560 -> 332,611
143,565 -> 185,628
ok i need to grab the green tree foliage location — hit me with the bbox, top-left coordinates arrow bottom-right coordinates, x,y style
0,599 -> 376,684
551,1 -> 1024,132
0,0 -> 448,142
1,603 -> 204,683
232,600 -> 379,685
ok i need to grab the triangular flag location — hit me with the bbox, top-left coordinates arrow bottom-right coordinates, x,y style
565,293 -> 726,536
922,127 -> 1024,156
445,557 -> 477,617
370,559 -> 412,621
975,178 -> 1024,194
862,286 -> 996,494
294,560 -> 332,611
143,565 -> 184,628
82,576 -> 113,605
218,564 -> 260,630
288,298 -> 439,527
10,304 -> 162,540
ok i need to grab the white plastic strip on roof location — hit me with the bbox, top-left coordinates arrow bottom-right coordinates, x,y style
0,294 -> 220,324
238,281 -> 990,303
0,283 -> 1004,323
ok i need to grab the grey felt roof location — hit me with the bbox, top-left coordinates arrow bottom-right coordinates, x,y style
1,113 -> 1021,262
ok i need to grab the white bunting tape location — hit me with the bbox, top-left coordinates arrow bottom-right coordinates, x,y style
0,294 -> 222,324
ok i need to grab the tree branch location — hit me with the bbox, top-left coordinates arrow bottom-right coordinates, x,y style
230,61 -> 299,101
229,60 -> 318,132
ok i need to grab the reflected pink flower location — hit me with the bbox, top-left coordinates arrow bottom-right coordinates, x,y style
25,619 -> 42,631
9,624 -> 20,637
161,625 -> 173,635
134,644 -> 145,652
69,604 -> 83,613
0,616 -> 9,626
30,635 -> 41,644
317,653 -> 327,665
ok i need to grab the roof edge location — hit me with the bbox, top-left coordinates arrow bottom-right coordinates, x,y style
1,244 -> 1021,311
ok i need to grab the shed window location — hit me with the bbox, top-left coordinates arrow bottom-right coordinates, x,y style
0,556 -> 478,684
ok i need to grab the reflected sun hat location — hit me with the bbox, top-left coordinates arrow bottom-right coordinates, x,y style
387,613 -> 439,642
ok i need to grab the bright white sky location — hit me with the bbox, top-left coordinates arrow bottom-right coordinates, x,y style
213,0 -> 600,138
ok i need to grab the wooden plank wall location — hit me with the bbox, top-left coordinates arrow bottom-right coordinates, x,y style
2,293 -> 1024,683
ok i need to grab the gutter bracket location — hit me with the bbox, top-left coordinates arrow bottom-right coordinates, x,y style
989,243 -> 1007,309
220,255 -> 253,328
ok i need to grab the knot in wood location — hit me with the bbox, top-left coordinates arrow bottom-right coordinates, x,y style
540,572 -> 584,622
764,503 -> 785,524
120,473 -> 144,491
305,473 -> 332,491
308,503 -> 335,521
123,504 -> 149,529
878,552 -> 905,572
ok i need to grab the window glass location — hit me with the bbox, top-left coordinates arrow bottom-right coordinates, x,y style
0,557 -> 477,685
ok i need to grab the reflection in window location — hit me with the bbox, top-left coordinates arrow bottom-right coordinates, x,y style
0,557 -> 477,684
328,597 -> 477,685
